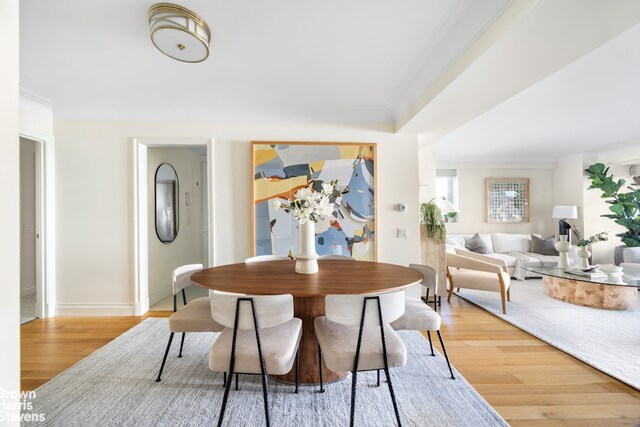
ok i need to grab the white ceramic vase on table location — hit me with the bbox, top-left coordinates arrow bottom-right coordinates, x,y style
295,221 -> 319,274
554,235 -> 571,269
576,246 -> 591,269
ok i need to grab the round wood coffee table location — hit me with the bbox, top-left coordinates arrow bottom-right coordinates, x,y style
190,259 -> 422,385
522,263 -> 640,310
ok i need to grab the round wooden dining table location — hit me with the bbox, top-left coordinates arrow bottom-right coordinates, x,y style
190,259 -> 422,385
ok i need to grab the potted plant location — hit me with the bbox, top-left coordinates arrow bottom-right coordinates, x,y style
572,227 -> 609,268
585,163 -> 640,264
419,201 -> 446,243
418,201 -> 447,305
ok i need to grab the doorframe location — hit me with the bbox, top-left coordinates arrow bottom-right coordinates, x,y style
132,137 -> 214,315
18,131 -> 56,318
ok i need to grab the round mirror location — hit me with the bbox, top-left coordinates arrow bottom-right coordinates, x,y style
155,163 -> 179,243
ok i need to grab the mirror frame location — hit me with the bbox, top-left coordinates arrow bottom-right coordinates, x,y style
154,163 -> 180,244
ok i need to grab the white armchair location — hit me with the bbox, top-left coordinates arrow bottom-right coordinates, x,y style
446,250 -> 511,314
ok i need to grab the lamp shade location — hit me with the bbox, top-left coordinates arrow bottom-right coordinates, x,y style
552,205 -> 577,219
435,197 -> 459,214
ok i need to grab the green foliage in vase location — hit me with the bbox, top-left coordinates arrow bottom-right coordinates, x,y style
419,201 -> 446,243
585,163 -> 640,247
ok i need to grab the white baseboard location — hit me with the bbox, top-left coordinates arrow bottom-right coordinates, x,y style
55,303 -> 136,316
149,286 -> 172,307
21,285 -> 36,297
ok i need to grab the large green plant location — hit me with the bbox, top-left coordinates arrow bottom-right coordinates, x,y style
419,201 -> 446,243
585,163 -> 640,247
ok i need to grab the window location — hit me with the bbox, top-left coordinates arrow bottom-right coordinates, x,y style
436,169 -> 458,222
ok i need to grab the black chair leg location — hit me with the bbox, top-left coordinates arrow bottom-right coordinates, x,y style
218,371 -> 234,427
424,288 -> 429,305
383,367 -> 402,426
259,370 -> 270,427
178,333 -> 186,357
376,369 -> 380,386
235,373 -> 239,391
295,348 -> 300,394
318,343 -> 325,393
433,294 -> 438,312
437,330 -> 455,380
426,331 -> 435,356
182,288 -> 187,306
223,372 -> 227,387
349,370 -> 358,427
155,332 -> 174,382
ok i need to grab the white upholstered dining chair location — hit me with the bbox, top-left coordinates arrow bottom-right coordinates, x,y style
209,293 -> 302,426
319,254 -> 355,260
155,263 -> 224,382
245,255 -> 289,263
408,263 -> 439,311
315,291 -> 407,427
390,289 -> 455,380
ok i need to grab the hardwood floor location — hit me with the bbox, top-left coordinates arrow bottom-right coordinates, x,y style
433,295 -> 640,426
20,300 -> 640,425
20,311 -> 169,391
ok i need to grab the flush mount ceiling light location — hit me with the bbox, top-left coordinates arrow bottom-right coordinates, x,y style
148,3 -> 211,63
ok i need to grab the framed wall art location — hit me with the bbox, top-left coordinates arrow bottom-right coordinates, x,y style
251,141 -> 377,260
485,178 -> 530,223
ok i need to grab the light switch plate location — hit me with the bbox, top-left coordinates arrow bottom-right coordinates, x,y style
396,228 -> 408,238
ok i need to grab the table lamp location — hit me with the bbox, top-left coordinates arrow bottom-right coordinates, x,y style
552,205 -> 578,243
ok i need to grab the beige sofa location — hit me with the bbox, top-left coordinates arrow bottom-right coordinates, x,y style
445,233 -> 561,280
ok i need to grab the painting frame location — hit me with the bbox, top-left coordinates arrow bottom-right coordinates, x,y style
250,141 -> 378,261
485,177 -> 530,223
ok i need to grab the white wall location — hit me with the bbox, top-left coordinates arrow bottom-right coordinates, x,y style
147,147 -> 203,305
418,140 -> 437,201
438,162 -> 556,237
20,138 -> 37,296
52,121 -> 420,313
0,0 -> 21,422
552,154 -> 585,235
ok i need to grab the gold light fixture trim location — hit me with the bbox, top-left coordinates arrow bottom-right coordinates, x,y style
148,3 -> 211,63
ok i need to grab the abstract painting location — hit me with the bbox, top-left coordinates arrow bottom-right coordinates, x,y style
251,142 -> 377,260
485,178 -> 530,223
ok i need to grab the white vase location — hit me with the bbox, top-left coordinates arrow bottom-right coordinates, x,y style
295,221 -> 319,274
576,246 -> 591,269
554,235 -> 571,269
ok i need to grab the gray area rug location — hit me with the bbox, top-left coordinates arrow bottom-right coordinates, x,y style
27,318 -> 506,426
457,279 -> 640,390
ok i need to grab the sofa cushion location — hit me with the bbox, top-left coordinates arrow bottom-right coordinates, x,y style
483,252 -> 517,267
492,233 -> 533,253
447,234 -> 494,253
531,235 -> 558,255
446,235 -> 467,248
465,233 -> 489,254
476,234 -> 494,253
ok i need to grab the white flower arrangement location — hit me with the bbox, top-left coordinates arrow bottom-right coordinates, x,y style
273,180 -> 348,224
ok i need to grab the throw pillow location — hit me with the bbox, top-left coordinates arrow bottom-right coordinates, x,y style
530,235 -> 558,256
465,233 -> 489,254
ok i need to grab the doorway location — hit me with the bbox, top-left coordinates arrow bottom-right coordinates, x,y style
147,146 -> 209,310
133,138 -> 214,315
20,137 -> 39,324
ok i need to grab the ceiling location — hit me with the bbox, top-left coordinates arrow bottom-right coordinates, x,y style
22,0 -> 640,161
436,21 -> 640,162
20,0 -> 510,122
428,0 -> 640,161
